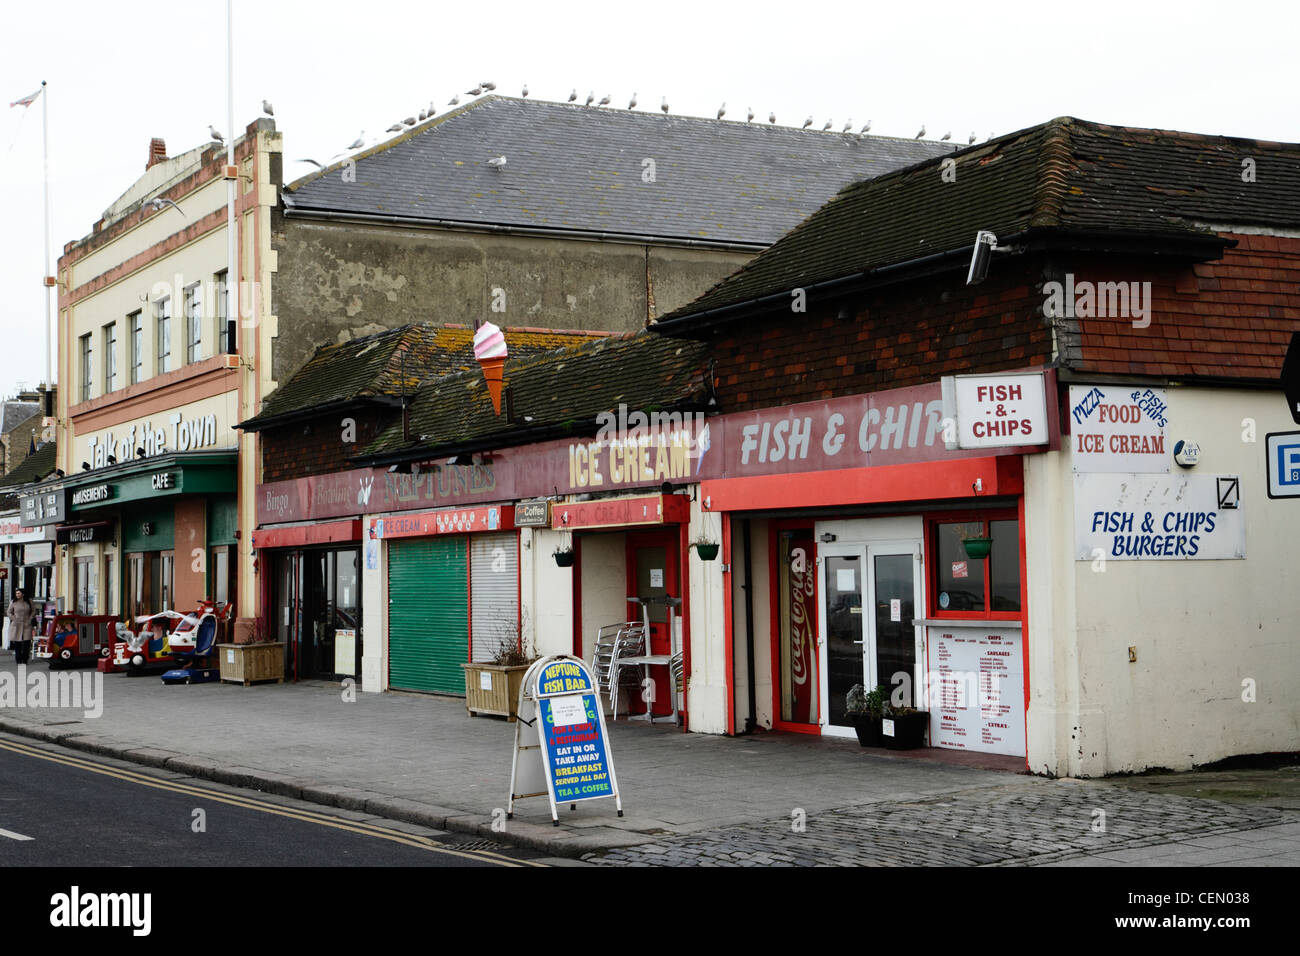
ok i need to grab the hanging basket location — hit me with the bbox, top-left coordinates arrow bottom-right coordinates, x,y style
694,543 -> 720,561
553,549 -> 575,568
962,537 -> 993,560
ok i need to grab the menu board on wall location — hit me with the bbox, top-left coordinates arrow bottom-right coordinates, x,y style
927,627 -> 1025,757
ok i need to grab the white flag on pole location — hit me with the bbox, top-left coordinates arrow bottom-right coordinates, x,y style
9,87 -> 42,108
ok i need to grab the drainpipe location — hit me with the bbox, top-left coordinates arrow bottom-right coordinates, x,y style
742,519 -> 756,734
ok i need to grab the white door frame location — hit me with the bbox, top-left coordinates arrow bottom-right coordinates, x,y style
817,537 -> 925,737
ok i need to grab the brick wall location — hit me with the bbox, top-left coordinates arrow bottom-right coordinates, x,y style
260,408 -> 390,481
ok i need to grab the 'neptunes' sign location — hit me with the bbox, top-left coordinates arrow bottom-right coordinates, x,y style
85,412 -> 221,468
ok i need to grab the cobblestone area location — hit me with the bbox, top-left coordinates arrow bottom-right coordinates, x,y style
585,781 -> 1287,866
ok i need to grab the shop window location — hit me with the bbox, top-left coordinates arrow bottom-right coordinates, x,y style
160,551 -> 174,610
212,546 -> 235,608
930,517 -> 1020,617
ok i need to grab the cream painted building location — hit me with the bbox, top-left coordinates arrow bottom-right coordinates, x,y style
44,120 -> 282,628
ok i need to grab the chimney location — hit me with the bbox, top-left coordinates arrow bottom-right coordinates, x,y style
146,137 -> 167,170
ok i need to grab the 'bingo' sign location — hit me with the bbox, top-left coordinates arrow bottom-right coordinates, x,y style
508,656 -> 623,824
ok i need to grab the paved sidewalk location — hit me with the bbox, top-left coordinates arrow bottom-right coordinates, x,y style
0,654 -> 1293,864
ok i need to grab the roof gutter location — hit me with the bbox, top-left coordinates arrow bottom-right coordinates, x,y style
651,227 -> 1231,337
280,204 -> 768,253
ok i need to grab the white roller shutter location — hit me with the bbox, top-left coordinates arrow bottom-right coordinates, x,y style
470,532 -> 520,662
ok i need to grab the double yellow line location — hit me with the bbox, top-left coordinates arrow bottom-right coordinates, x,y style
0,737 -> 545,867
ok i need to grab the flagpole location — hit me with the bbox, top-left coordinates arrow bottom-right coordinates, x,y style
41,79 -> 53,415
226,0 -> 238,348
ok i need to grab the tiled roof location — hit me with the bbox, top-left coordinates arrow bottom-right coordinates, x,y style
359,331 -> 711,459
657,116 -> 1300,325
242,324 -> 609,429
0,440 -> 55,489
1,401 -> 39,434
283,96 -> 953,246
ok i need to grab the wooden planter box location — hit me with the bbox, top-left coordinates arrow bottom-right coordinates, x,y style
218,642 -> 286,686
461,662 -> 530,721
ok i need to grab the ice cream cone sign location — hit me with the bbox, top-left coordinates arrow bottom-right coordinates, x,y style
473,322 -> 508,415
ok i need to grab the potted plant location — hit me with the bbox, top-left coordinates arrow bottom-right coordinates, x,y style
461,616 -> 536,721
960,523 -> 993,560
553,547 -> 575,567
881,699 -> 930,750
692,533 -> 720,561
845,684 -> 886,747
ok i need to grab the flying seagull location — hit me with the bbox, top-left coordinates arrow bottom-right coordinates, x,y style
295,158 -> 324,169
717,102 -> 726,120
208,125 -> 224,143
627,93 -> 638,109
147,197 -> 186,217
940,130 -> 952,141
261,99 -> 274,117
915,124 -> 926,139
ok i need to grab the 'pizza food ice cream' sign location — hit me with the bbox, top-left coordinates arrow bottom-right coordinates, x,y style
1069,385 -> 1169,473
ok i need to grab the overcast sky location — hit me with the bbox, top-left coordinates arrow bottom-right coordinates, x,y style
1,0 -> 1296,402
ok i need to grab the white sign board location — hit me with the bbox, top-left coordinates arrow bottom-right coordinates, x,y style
1074,473 -> 1245,560
943,372 -> 1048,449
334,628 -> 357,676
1068,385 -> 1169,473
1266,431 -> 1300,499
926,626 -> 1025,757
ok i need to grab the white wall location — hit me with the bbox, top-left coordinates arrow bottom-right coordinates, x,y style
577,531 -> 628,663
687,500 -> 728,733
360,526 -> 386,693
1026,385 -> 1300,775
527,527 -> 574,658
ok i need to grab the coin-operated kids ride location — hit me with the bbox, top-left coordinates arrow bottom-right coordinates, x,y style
160,611 -> 221,685
34,614 -> 119,669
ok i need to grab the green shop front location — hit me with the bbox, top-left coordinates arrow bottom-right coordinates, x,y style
58,451 -> 238,622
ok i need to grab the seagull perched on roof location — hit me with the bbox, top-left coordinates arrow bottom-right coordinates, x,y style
822,119 -> 832,131
860,120 -> 872,134
386,123 -> 403,132
486,155 -> 506,168
347,131 -> 365,150
262,99 -> 274,117
402,116 -> 416,126
802,116 -> 813,128
521,84 -> 529,97
467,85 -> 484,96
940,130 -> 952,141
585,91 -> 595,106
418,108 -> 428,121
598,93 -> 611,107
717,102 -> 726,120
842,119 -> 853,133
447,94 -> 460,106
627,93 -> 638,110
480,81 -> 496,91
661,96 -> 669,114
208,125 -> 224,143
769,111 -> 777,124
747,107 -> 754,123
568,89 -> 578,102
968,132 -> 977,144
915,124 -> 926,139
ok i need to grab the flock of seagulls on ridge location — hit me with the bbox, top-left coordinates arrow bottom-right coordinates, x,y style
199,86 -> 992,173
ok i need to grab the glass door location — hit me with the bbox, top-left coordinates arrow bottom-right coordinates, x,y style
866,544 -> 922,707
820,547 -> 864,736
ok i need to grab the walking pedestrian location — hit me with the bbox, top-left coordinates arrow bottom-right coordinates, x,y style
7,588 -> 36,665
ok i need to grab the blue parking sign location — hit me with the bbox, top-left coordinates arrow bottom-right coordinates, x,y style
1265,431 -> 1300,498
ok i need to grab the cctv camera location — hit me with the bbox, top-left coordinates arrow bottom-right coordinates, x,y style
966,230 -> 999,286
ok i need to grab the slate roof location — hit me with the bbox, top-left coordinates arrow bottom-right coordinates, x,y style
283,96 -> 953,246
241,324 -> 610,430
1,401 -> 39,434
656,116 -> 1300,328
0,440 -> 55,489
358,331 -> 711,461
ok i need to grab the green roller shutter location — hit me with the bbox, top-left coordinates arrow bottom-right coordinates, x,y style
388,536 -> 468,694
